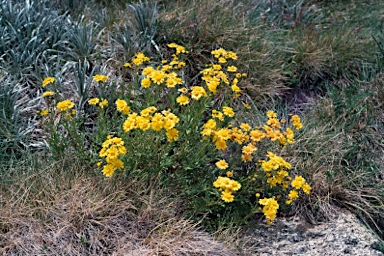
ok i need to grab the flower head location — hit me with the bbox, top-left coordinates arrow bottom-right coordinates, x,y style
57,100 -> 75,112
42,77 -> 56,87
42,91 -> 55,98
93,74 -> 108,83
216,159 -> 229,170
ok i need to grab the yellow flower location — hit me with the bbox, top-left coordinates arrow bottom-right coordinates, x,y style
221,191 -> 234,203
291,115 -> 303,130
99,99 -> 108,108
302,183 -> 312,194
231,84 -> 241,93
42,77 -> 55,87
166,128 -> 179,142
150,70 -> 166,85
222,106 -> 235,117
291,176 -> 306,190
242,143 -> 257,155
267,110 -> 277,119
226,171 -> 233,178
40,109 -> 49,116
191,86 -> 207,100
57,99 -> 75,112
178,87 -> 188,94
241,153 -> 252,162
124,62 -> 132,68
212,110 -> 224,121
227,66 -> 237,72
116,99 -> 130,114
215,139 -> 227,150
141,77 -> 151,88
243,102 -> 251,109
255,193 -> 260,197
259,197 -> 279,221
240,123 -> 251,131
93,74 -> 108,83
166,77 -> 177,88
216,128 -> 231,141
218,57 -> 226,63
288,190 -> 299,200
88,98 -> 100,105
216,159 -> 229,170
42,91 -> 55,98
249,129 -> 265,142
132,52 -> 150,66
142,66 -> 155,76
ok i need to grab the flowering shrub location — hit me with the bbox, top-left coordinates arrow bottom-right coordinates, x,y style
36,43 -> 310,226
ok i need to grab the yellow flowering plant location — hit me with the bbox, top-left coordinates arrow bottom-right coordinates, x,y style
36,44 -> 310,229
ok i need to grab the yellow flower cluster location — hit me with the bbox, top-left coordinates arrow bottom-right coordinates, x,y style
213,176 -> 241,203
99,135 -> 127,177
123,107 -> 180,142
115,99 -> 131,115
199,49 -> 245,97
140,65 -> 183,89
93,74 -> 108,83
261,152 -> 291,188
56,99 -> 75,112
259,197 -> 279,223
132,52 -> 150,66
201,109 -> 299,158
290,114 -> 303,130
88,98 -> 109,108
285,176 -> 311,205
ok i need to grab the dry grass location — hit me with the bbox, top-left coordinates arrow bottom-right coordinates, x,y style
0,158 -> 243,255
281,73 -> 384,238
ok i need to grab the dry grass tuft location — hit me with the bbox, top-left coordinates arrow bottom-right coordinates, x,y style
0,158 -> 241,255
282,74 -> 384,238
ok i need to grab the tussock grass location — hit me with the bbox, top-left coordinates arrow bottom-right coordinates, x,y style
283,72 -> 384,238
0,157 -> 242,255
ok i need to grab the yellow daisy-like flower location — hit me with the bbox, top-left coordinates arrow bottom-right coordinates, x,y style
176,95 -> 190,106
42,77 -> 56,87
42,91 -> 54,98
226,171 -> 233,178
88,98 -> 100,105
191,86 -> 207,100
150,70 -> 166,85
141,77 -> 152,88
231,84 -> 241,93
57,99 -> 75,112
288,190 -> 299,200
124,62 -> 132,68
227,66 -> 237,72
222,106 -> 235,117
216,159 -> 229,170
267,110 -> 277,119
166,128 -> 179,142
240,123 -> 252,131
221,191 -> 234,203
302,183 -> 312,194
40,109 -> 49,116
178,87 -> 188,94
218,57 -> 227,63
99,99 -> 108,108
93,74 -> 108,83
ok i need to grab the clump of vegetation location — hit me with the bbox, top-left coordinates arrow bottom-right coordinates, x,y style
1,0 -> 384,254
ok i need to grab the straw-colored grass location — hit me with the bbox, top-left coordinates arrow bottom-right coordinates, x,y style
0,158 -> 243,255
